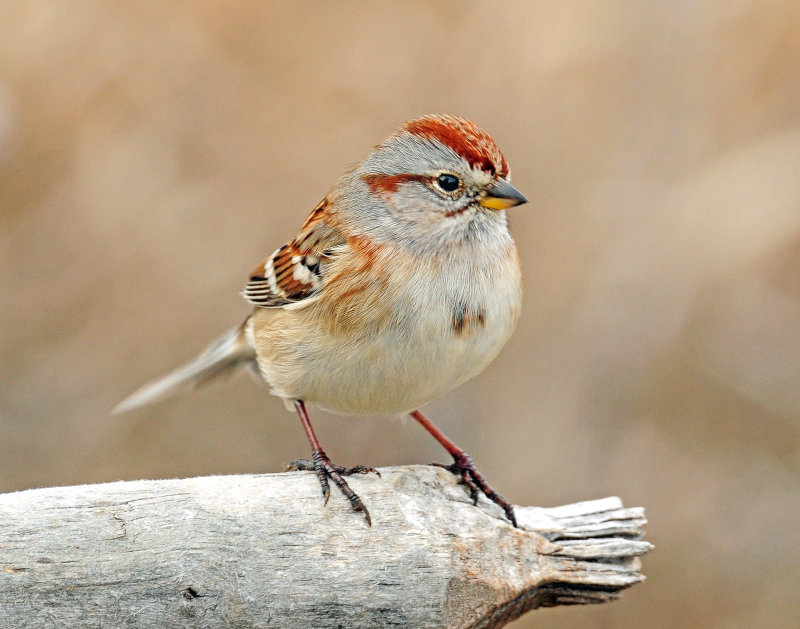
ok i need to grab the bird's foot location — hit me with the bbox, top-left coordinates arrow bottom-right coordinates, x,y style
286,451 -> 379,526
432,452 -> 517,527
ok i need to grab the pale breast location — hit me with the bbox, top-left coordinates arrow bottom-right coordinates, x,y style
251,239 -> 522,416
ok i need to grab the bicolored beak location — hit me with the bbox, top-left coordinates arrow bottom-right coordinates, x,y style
479,179 -> 528,210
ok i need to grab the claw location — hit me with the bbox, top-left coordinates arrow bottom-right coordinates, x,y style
290,400 -> 378,525
285,452 -> 377,526
461,471 -> 480,505
432,453 -> 517,527
410,409 -> 517,527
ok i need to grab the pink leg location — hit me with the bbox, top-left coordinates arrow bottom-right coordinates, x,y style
410,409 -> 517,527
287,399 -> 378,526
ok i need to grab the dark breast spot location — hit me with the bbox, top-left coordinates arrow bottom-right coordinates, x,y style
452,301 -> 487,336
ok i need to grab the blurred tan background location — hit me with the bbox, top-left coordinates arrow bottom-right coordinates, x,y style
2,1 -> 799,627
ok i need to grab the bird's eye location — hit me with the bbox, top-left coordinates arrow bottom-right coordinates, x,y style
435,174 -> 461,193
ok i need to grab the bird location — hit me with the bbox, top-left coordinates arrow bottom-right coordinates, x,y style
114,114 -> 528,527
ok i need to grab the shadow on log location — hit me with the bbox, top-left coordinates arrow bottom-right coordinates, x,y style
0,465 -> 651,628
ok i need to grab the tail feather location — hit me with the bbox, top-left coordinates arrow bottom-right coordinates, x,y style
113,319 -> 256,414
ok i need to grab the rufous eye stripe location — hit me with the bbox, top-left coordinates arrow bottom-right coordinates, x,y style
361,173 -> 426,195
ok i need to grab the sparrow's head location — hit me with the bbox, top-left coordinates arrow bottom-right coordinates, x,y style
339,114 -> 527,250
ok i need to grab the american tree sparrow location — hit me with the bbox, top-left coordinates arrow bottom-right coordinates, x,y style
115,114 -> 527,526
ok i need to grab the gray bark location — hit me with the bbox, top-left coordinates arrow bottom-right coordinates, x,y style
0,466 -> 651,628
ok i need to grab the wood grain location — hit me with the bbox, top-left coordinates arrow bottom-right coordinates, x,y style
0,466 -> 651,628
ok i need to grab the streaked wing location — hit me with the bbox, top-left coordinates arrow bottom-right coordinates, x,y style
243,199 -> 346,308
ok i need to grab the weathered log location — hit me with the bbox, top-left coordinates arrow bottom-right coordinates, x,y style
0,466 -> 651,628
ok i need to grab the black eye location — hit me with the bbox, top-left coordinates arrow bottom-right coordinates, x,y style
436,174 -> 461,192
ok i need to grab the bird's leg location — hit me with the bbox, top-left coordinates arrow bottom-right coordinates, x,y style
409,409 -> 517,527
286,399 -> 378,526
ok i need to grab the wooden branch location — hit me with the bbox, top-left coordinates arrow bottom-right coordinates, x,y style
0,466 -> 651,628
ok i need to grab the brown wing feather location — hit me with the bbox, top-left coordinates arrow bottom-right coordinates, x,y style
243,199 -> 346,308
